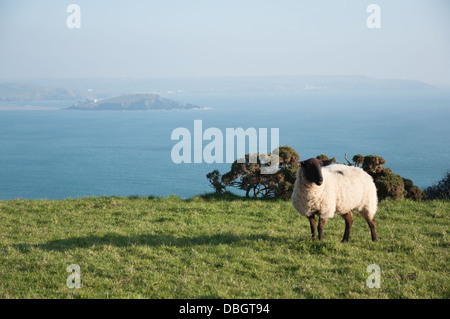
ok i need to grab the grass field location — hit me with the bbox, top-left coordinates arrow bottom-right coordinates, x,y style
0,193 -> 448,298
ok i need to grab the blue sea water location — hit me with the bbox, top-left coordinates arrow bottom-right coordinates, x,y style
0,92 -> 449,200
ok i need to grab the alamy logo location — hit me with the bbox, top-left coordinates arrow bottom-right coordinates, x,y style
366,264 -> 381,288
66,264 -> 81,288
66,4 -> 81,29
366,4 -> 381,29
171,120 -> 280,174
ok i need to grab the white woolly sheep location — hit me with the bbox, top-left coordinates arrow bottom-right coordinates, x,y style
291,158 -> 378,242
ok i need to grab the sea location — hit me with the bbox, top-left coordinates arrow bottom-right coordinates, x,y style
0,91 -> 449,200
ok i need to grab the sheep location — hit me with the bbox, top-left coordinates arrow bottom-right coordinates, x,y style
291,157 -> 378,242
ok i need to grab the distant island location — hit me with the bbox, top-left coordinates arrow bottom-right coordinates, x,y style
68,94 -> 203,111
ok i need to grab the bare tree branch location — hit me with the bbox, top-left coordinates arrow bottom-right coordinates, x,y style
344,153 -> 352,166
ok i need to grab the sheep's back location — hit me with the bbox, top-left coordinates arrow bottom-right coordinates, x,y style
323,164 -> 377,217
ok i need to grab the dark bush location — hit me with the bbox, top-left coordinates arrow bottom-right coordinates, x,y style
402,178 -> 414,189
357,154 -> 425,201
316,154 -> 336,163
403,178 -> 426,200
352,154 -> 364,167
362,155 -> 386,177
374,168 -> 405,200
424,172 -> 450,200
406,186 -> 427,201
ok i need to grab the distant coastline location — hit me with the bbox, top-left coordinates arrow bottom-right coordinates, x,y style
0,106 -> 62,111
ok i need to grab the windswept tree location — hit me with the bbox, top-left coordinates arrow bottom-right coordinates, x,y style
206,170 -> 226,194
206,146 -> 300,199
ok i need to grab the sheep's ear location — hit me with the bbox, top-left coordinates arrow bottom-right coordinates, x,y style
298,161 -> 304,167
321,159 -> 334,167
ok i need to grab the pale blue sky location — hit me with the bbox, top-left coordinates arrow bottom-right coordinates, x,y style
0,0 -> 449,85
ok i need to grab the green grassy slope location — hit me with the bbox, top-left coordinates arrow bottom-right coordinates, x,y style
0,194 -> 448,298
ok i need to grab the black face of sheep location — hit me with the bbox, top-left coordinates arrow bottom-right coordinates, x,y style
300,158 -> 334,186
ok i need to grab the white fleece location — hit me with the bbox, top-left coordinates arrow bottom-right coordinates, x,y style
291,164 -> 377,220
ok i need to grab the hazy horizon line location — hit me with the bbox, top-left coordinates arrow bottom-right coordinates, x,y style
0,74 -> 443,85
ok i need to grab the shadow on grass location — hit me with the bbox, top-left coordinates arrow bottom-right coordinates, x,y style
13,232 -> 284,252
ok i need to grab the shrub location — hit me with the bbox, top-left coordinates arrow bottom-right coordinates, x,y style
374,168 -> 405,200
352,154 -> 364,167
403,178 -> 426,200
406,186 -> 427,201
424,172 -> 450,200
362,155 -> 386,177
356,154 -> 425,201
316,154 -> 336,163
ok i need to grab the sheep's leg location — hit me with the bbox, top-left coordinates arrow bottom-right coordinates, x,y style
366,218 -> 378,242
307,215 -> 317,241
341,213 -> 353,243
317,217 -> 327,241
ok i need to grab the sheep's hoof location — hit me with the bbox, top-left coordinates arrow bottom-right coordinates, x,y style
341,239 -> 349,243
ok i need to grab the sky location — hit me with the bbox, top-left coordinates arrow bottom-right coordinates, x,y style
0,0 -> 449,85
